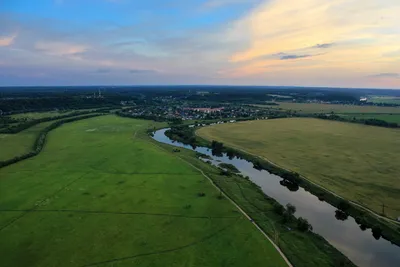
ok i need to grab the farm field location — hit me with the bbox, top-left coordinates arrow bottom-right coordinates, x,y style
10,109 -> 95,120
0,114 -> 104,162
0,115 -> 288,267
197,118 -> 400,219
368,96 -> 400,105
339,113 -> 400,124
0,120 -> 55,161
257,102 -> 400,114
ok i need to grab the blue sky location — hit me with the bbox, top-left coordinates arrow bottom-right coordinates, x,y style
0,0 -> 399,88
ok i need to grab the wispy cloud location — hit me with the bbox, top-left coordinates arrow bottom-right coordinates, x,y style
369,73 -> 400,78
34,41 -> 87,56
1,0 -> 400,88
0,34 -> 17,47
279,54 -> 312,60
312,43 -> 335,49
95,68 -> 111,74
203,0 -> 261,9
223,0 -> 400,85
129,69 -> 157,74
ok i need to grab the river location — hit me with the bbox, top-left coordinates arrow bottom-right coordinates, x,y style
152,128 -> 400,267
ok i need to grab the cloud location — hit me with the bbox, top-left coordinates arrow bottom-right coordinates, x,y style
312,43 -> 335,49
223,0 -> 400,83
129,69 -> 157,74
0,34 -> 17,47
95,68 -> 111,74
35,41 -> 87,56
1,0 -> 400,88
369,73 -> 400,78
204,0 -> 260,8
279,54 -> 312,60
110,40 -> 146,47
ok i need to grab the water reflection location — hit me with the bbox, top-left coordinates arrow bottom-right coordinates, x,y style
152,128 -> 400,267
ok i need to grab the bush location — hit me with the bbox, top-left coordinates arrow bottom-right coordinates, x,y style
335,210 -> 349,221
273,203 -> 285,215
338,200 -> 351,211
0,114 -> 102,169
197,192 -> 206,197
297,217 -> 313,232
372,225 -> 382,240
286,203 -> 296,216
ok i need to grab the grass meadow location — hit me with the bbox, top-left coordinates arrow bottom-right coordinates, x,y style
339,113 -> 400,124
0,115 -> 288,267
10,110 -> 95,120
257,102 -> 400,114
197,118 -> 400,219
0,121 -> 55,161
368,96 -> 400,105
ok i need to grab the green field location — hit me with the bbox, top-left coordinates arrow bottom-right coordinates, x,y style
340,113 -> 400,124
0,115 -> 288,267
10,110 -> 94,120
0,114 -> 103,162
257,102 -> 400,114
368,96 -> 400,105
197,118 -> 400,219
0,121 -> 55,161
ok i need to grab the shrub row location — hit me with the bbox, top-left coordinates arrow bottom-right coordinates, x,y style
0,108 -> 111,134
0,114 -> 103,168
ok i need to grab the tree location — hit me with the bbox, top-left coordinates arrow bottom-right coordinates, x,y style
338,200 -> 350,211
286,203 -> 296,216
273,203 -> 285,215
297,217 -> 313,232
372,225 -> 382,240
335,209 -> 349,221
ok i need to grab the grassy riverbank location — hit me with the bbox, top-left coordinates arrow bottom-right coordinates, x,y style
197,118 -> 400,245
153,138 -> 356,267
0,115 -> 289,267
197,118 -> 400,219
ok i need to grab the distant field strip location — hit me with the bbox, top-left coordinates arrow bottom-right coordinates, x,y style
197,118 -> 400,219
0,115 -> 288,267
256,102 -> 400,114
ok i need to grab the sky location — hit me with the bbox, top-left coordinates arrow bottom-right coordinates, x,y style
0,0 -> 399,88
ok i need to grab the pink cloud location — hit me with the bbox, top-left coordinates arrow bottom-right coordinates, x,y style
0,34 -> 17,47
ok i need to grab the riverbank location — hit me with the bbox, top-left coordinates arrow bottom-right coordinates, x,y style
195,120 -> 400,246
155,129 -> 356,267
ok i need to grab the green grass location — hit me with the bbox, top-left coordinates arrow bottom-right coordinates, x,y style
0,115 -> 287,267
10,110 -> 95,120
165,141 -> 355,267
0,121 -> 55,161
197,118 -> 400,219
368,96 -> 400,105
256,102 -> 400,114
339,113 -> 400,124
0,114 -> 103,162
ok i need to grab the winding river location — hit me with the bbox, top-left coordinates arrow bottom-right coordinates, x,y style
153,128 -> 400,267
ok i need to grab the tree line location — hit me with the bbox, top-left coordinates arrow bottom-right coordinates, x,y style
0,114 -> 104,169
0,108 -> 111,134
309,113 -> 399,128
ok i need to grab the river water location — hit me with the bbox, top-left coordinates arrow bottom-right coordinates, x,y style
152,128 -> 400,267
